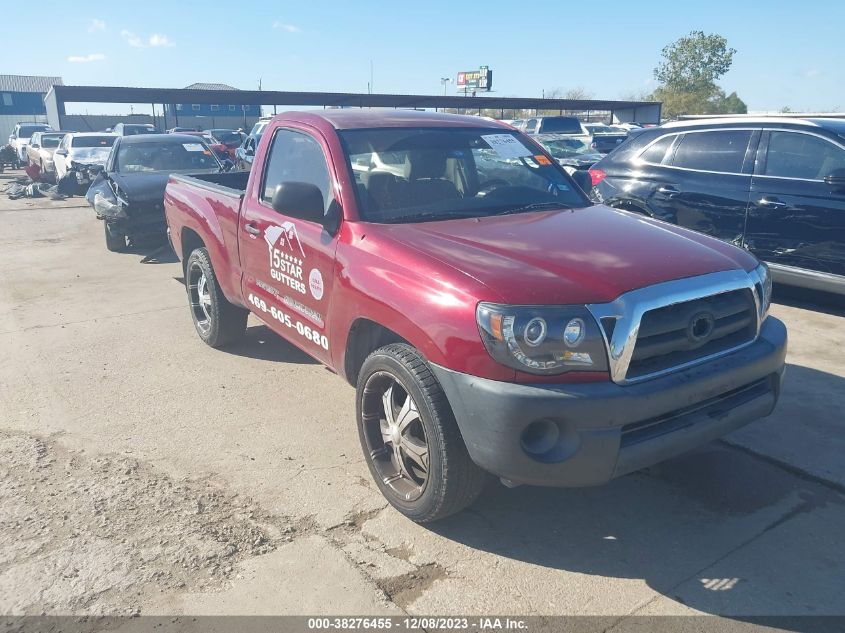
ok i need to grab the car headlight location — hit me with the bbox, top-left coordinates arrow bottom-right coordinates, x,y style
753,262 -> 772,319
93,191 -> 127,219
476,303 -> 609,375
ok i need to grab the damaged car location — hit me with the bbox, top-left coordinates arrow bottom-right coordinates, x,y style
86,133 -> 225,252
54,132 -> 118,191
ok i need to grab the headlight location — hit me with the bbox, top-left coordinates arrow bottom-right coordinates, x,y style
476,303 -> 609,375
753,262 -> 772,319
93,192 -> 127,219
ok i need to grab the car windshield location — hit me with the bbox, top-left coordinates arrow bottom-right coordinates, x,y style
340,127 -> 588,223
212,131 -> 244,145
124,125 -> 155,135
538,118 -> 583,134
19,125 -> 49,138
539,138 -> 600,159
41,136 -> 63,148
115,141 -> 220,173
71,136 -> 117,148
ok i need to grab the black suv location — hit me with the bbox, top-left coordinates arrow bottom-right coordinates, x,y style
590,118 -> 845,295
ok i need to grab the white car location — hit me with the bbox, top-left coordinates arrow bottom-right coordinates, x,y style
53,132 -> 118,182
9,122 -> 52,164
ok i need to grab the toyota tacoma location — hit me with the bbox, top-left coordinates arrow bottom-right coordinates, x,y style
163,110 -> 787,522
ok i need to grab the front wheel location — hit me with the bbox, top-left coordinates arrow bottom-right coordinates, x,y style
185,247 -> 247,348
104,221 -> 126,252
356,344 -> 487,522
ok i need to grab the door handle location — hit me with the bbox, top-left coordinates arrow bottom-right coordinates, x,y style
244,223 -> 261,235
656,185 -> 680,196
758,197 -> 787,209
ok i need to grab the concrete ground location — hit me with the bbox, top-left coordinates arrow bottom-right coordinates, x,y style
1,167 -> 844,625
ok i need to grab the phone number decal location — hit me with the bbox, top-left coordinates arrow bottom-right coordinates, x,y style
248,293 -> 329,350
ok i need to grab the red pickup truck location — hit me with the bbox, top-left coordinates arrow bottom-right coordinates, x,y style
164,110 -> 787,522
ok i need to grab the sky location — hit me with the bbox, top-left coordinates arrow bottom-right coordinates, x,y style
6,0 -> 844,114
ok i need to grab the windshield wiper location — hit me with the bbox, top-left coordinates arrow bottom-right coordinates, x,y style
385,210 -> 486,224
491,201 -> 569,216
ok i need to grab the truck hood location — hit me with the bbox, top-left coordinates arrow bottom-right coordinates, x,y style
375,205 -> 757,305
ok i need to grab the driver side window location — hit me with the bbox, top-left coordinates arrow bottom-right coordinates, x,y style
261,128 -> 333,213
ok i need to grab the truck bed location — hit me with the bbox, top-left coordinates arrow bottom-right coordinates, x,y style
168,171 -> 250,196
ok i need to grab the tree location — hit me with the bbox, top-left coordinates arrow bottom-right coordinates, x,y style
654,31 -> 736,94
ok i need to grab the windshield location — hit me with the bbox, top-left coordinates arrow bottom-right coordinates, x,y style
71,136 -> 117,148
339,127 -> 589,224
124,125 -> 155,135
115,141 -> 220,173
18,125 -> 49,138
538,118 -> 583,134
538,138 -> 601,159
212,130 -> 245,145
41,135 -> 63,148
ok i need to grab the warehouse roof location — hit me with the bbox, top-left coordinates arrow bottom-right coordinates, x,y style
183,83 -> 238,91
0,74 -> 63,93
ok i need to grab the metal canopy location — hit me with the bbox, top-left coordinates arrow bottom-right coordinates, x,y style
46,84 -> 660,115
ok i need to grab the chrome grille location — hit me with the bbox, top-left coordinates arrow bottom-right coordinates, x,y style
587,269 -> 766,385
626,289 -> 757,379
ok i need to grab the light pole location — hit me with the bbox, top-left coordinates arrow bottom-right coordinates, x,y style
441,77 -> 452,96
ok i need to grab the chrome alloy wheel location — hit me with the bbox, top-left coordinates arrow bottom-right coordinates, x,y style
361,372 -> 430,502
188,261 -> 212,335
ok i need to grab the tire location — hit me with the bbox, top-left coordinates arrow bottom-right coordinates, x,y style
185,247 -> 247,348
104,221 -> 126,252
356,343 -> 487,522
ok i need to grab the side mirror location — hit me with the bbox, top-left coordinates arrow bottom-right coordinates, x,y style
245,143 -> 255,157
31,143 -> 40,149
823,168 -> 845,190
55,148 -> 68,156
9,134 -> 16,140
221,159 -> 235,172
570,169 -> 593,193
271,182 -> 325,224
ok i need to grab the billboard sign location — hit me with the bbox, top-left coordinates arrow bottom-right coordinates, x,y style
456,66 -> 492,92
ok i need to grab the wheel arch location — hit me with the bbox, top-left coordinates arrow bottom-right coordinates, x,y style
342,318 -> 411,386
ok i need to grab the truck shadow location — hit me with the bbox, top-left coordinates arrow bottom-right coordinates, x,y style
225,324 -> 319,364
428,363 -> 845,621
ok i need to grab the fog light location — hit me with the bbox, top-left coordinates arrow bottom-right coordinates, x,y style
564,318 -> 585,347
521,419 -> 560,456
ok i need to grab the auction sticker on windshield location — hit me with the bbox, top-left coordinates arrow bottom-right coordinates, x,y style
482,134 -> 533,159
183,143 -> 205,152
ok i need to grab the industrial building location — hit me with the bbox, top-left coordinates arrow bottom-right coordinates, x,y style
164,83 -> 260,130
0,74 -> 63,141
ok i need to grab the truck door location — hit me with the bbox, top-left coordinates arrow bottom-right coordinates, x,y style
650,128 -> 758,247
238,126 -> 338,364
746,129 -> 845,277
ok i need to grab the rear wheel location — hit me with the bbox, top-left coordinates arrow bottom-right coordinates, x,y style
357,343 -> 487,522
104,221 -> 126,252
185,247 -> 247,348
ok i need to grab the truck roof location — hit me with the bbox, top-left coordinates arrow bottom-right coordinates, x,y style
273,109 -> 509,130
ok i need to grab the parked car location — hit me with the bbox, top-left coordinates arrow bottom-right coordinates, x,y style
25,131 -> 70,178
206,129 -> 246,160
87,133 -> 224,251
113,123 -> 159,136
53,132 -> 118,188
8,122 -> 52,165
583,123 -> 629,154
164,110 -> 785,523
535,134 -> 604,174
590,117 -> 845,295
234,132 -> 262,171
518,116 -> 591,144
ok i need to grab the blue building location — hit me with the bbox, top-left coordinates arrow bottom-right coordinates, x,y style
164,82 -> 260,130
0,75 -> 63,141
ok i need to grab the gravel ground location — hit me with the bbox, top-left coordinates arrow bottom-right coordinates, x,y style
0,430 -> 297,616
